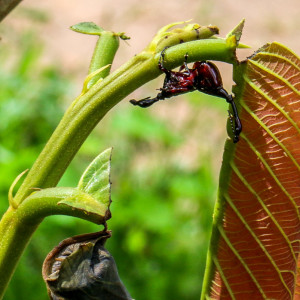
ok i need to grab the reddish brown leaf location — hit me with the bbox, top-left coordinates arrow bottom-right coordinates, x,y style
202,43 -> 300,300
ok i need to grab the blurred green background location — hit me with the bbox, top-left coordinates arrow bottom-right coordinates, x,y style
1,1 -> 298,299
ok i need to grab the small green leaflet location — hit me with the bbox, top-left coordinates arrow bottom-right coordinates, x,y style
78,147 -> 112,207
59,148 -> 112,218
70,22 -> 104,35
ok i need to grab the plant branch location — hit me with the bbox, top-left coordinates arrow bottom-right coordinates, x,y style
13,38 -> 238,205
0,21 -> 241,298
0,0 -> 22,22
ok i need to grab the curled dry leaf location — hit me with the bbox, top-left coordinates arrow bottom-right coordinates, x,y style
43,230 -> 132,300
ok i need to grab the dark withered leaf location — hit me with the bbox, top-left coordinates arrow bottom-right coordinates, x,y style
43,230 -> 132,300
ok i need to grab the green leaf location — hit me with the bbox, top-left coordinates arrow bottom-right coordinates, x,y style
57,189 -> 109,218
202,42 -> 300,299
70,22 -> 104,35
78,147 -> 112,208
226,19 -> 245,45
18,148 -> 113,224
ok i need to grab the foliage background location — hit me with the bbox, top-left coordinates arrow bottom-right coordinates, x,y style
0,0 -> 299,299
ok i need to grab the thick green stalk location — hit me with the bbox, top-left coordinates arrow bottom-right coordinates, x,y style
0,29 -> 120,298
0,37 -> 237,299
13,38 -> 237,204
0,0 -> 22,22
0,207 -> 39,296
87,31 -> 119,86
0,187 -> 106,296
200,141 -> 236,300
0,187 -> 101,277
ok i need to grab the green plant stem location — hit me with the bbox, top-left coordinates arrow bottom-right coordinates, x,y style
0,187 -> 107,297
14,38 -> 237,204
18,187 -> 108,224
0,207 -> 39,296
0,0 -> 22,22
88,31 -> 120,87
0,28 -> 120,298
0,37 -> 237,299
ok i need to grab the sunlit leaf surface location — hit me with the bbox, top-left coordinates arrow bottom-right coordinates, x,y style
205,43 -> 300,300
58,148 -> 112,222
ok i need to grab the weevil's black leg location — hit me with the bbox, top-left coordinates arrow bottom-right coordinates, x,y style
158,47 -> 170,74
103,221 -> 108,232
183,53 -> 191,75
225,94 -> 242,143
212,87 -> 242,142
179,53 -> 191,75
227,110 -> 240,143
214,87 -> 242,142
228,110 -> 235,138
130,95 -> 161,108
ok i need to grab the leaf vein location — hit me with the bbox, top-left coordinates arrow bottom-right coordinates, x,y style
243,76 -> 300,137
241,134 -> 300,225
218,224 -> 268,299
240,102 -> 300,173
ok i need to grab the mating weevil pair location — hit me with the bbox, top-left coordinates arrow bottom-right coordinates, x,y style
130,48 -> 242,143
